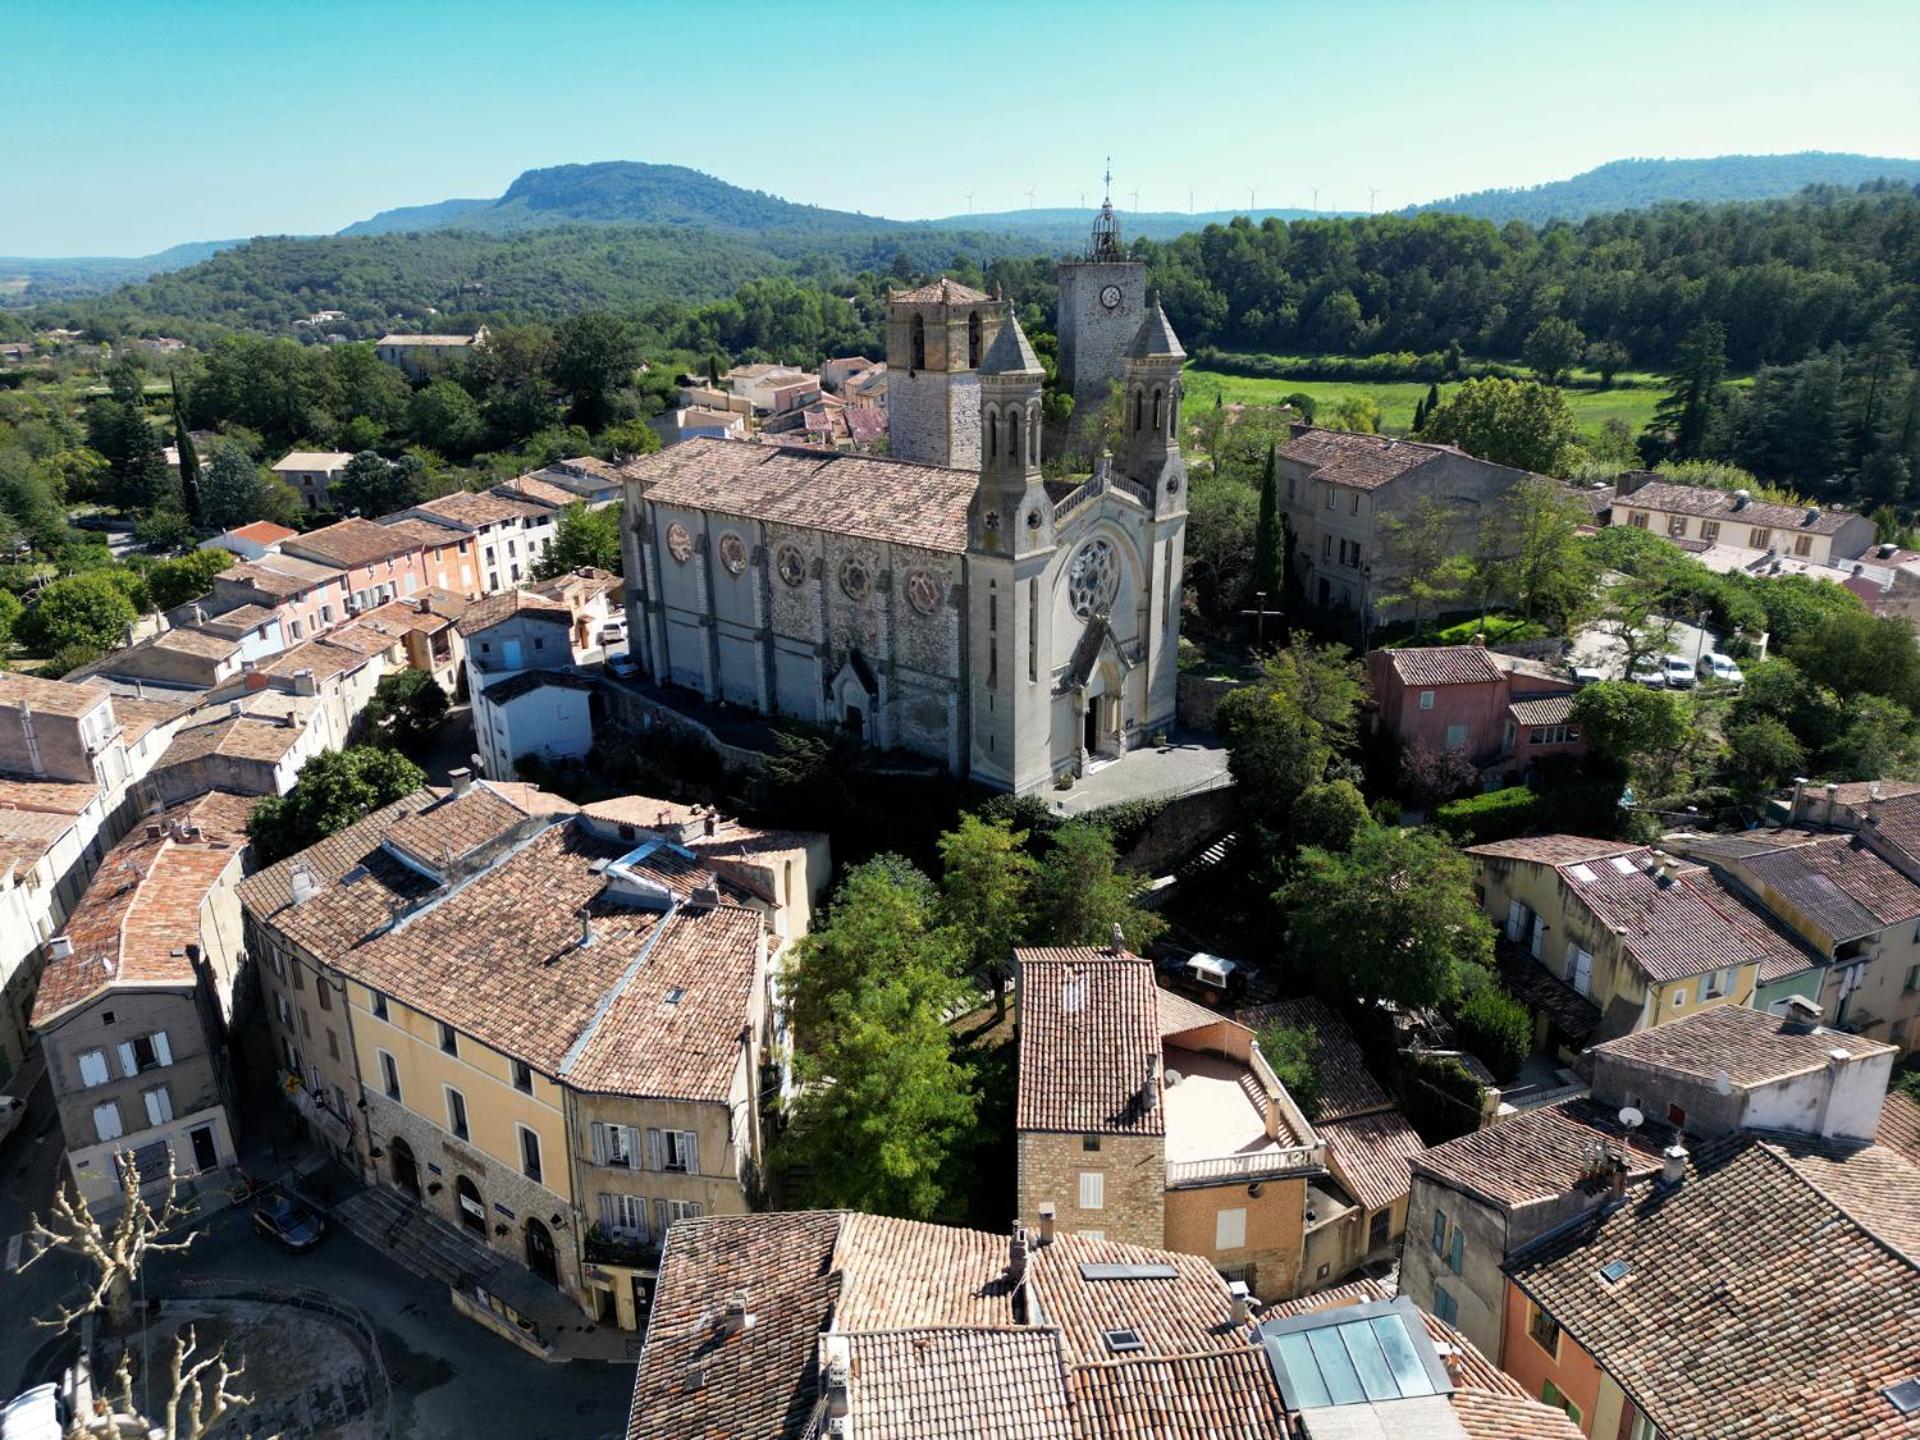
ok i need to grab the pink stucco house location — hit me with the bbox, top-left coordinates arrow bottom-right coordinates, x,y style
1367,639 -> 1586,782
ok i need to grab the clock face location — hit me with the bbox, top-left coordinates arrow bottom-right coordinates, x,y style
1099,284 -> 1122,310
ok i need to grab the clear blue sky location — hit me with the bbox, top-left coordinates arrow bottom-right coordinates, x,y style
5,0 -> 1917,256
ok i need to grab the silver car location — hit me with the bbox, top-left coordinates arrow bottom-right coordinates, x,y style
1662,656 -> 1697,689
1698,651 -> 1745,685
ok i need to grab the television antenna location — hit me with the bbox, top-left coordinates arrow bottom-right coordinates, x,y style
1618,1106 -> 1644,1132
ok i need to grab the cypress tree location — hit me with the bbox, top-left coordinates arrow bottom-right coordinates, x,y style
1426,382 -> 1441,414
170,376 -> 202,527
1251,443 -> 1284,609
1412,397 -> 1427,432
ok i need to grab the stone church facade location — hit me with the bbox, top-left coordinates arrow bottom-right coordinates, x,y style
618,243 -> 1188,795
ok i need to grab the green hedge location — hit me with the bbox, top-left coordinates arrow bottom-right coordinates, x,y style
1432,786 -> 1543,845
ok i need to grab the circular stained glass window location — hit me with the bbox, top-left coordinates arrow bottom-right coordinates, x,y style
839,557 -> 872,601
776,543 -> 806,587
906,569 -> 942,616
665,522 -> 693,565
1068,539 -> 1120,619
718,532 -> 748,575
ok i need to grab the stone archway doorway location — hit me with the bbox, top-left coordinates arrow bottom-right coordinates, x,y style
524,1217 -> 559,1287
454,1175 -> 486,1237
389,1136 -> 420,1200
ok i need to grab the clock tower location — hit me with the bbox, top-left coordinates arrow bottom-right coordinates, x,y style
1056,166 -> 1148,450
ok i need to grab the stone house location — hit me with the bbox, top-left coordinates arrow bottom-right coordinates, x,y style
528,567 -> 622,657
89,628 -> 245,693
280,518 -> 433,614
210,553 -> 352,645
185,603 -> 287,665
1607,474 -> 1874,565
0,676 -> 182,1081
458,590 -> 585,778
373,330 -> 485,380
146,699 -> 327,805
533,457 -> 624,508
29,790 -> 257,1210
1278,427 -> 1531,627
355,592 -> 471,694
239,782 -> 812,1335
1014,947 -> 1325,1302
393,491 -> 554,592
1663,816 -> 1920,1053
1465,835 -> 1787,1046
1367,640 -> 1585,784
269,451 -> 354,513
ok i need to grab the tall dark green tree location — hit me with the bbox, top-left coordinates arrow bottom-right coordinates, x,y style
1412,396 -> 1427,432
169,377 -> 202,527
1645,320 -> 1728,462
1250,443 -> 1284,607
1425,382 -> 1442,415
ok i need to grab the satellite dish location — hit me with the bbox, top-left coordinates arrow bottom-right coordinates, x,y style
1618,1106 -> 1644,1130
1714,1071 -> 1733,1096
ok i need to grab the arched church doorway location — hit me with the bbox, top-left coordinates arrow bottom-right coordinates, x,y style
524,1218 -> 559,1286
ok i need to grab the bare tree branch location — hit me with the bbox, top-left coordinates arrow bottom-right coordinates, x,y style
23,1151 -> 197,1331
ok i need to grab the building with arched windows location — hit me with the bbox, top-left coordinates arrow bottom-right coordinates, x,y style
616,294 -> 1188,795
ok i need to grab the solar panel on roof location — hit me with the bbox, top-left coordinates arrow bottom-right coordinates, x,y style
1078,1263 -> 1179,1281
1884,1379 -> 1920,1416
1257,1298 -> 1449,1412
1610,856 -> 1637,874
1568,864 -> 1597,884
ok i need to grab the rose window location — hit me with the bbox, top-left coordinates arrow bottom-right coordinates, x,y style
1068,539 -> 1119,618
906,569 -> 942,616
776,544 -> 806,587
665,522 -> 693,564
718,532 -> 748,575
839,557 -> 872,600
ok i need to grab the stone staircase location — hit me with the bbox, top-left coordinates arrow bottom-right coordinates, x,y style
333,1184 -> 502,1290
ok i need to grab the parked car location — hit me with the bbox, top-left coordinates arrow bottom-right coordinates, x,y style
1698,651 -> 1745,686
0,1095 -> 26,1149
1154,950 -> 1247,1006
1662,656 -> 1697,688
1570,665 -> 1605,687
1629,658 -> 1667,687
606,653 -> 640,680
251,1187 -> 326,1252
599,619 -> 628,646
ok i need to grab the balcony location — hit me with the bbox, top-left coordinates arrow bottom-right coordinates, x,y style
583,1224 -> 660,1270
1167,1143 -> 1324,1187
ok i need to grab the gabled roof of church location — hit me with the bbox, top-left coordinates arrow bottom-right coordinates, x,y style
980,311 -> 1043,376
1126,301 -> 1185,360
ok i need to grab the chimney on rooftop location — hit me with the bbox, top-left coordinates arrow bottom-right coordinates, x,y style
1038,1203 -> 1056,1247
448,767 -> 473,797
1823,781 -> 1840,827
1806,506 -> 1821,524
1732,488 -> 1751,510
1109,921 -> 1126,954
1660,1144 -> 1688,1188
1470,631 -> 1486,648
579,912 -> 596,949
721,1291 -> 755,1337
292,668 -> 317,696
1608,1156 -> 1628,1204
1229,1280 -> 1252,1326
1868,783 -> 1884,827
703,813 -> 717,837
1010,1228 -> 1030,1283
1791,776 -> 1810,821
289,864 -> 318,906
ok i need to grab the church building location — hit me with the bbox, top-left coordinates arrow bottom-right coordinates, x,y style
617,217 -> 1188,796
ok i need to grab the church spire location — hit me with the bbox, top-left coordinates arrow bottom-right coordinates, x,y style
970,305 -> 1049,554
1089,157 -> 1123,262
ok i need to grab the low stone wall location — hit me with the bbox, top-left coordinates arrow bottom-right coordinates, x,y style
597,682 -> 770,774
1176,673 -> 1241,730
1107,786 -> 1236,876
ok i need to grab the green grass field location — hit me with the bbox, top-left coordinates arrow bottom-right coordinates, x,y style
1180,361 -> 1664,441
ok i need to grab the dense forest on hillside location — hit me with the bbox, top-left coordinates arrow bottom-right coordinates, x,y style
1137,183 -> 1920,372
1409,153 -> 1920,225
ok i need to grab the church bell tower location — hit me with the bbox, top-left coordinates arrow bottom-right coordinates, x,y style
1056,163 -> 1148,448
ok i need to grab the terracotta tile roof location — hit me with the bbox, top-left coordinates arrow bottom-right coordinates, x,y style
621,439 -> 975,553
583,796 -> 703,829
382,784 -> 535,874
1155,986 -> 1232,1038
1592,1003 -> 1892,1089
256,634 -> 376,683
1740,830 -> 1920,938
1508,694 -> 1574,726
456,587 -> 570,637
1879,1090 -> 1920,1166
0,778 -> 101,815
1280,428 -> 1470,492
832,1213 -> 1019,1329
282,517 -> 425,568
1492,937 -> 1603,1041
156,713 -> 307,768
148,627 -> 240,660
194,603 -> 280,636
492,473 -> 580,508
847,1330 -> 1074,1440
1674,867 -> 1817,984
627,1210 -> 843,1440
1236,997 -> 1390,1121
405,490 -> 544,529
225,520 -> 297,545
1771,1132 -> 1920,1257
1505,1138 -> 1920,1440
1067,1350 -> 1284,1439
1260,1277 -> 1395,1320
378,517 -> 461,552
890,277 -> 991,305
1825,779 -> 1920,808
104,693 -> 187,747
1015,950 -> 1164,1136
216,554 -> 341,597
238,790 -> 439,916
269,815 -> 762,1101
1316,1109 -> 1427,1211
33,790 -> 257,1025
1617,481 -> 1860,536
1450,1391 -> 1586,1440
1386,645 -> 1504,688
358,593 -> 467,634
1866,790 -> 1920,865
1025,1231 -> 1246,1368
1466,834 -> 1638,866
0,671 -> 115,718
1412,1096 -> 1677,1211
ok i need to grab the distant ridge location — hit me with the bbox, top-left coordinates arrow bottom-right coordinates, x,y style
1407,152 -> 1920,225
